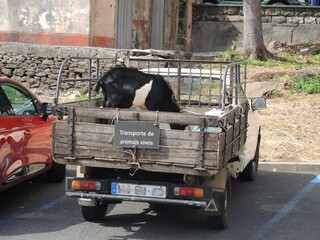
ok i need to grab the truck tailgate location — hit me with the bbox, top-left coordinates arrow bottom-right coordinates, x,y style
52,105 -> 247,177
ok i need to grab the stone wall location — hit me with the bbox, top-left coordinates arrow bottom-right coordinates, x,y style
192,5 -> 320,52
0,42 -> 181,99
0,43 -> 120,97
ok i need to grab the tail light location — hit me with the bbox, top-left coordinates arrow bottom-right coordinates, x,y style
174,187 -> 204,198
71,180 -> 101,191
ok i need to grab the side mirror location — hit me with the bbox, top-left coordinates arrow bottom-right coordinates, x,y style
41,102 -> 53,121
251,97 -> 266,111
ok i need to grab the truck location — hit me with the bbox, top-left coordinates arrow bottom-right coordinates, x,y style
51,55 -> 266,229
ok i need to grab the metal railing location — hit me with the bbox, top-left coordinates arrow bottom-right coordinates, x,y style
54,53 -> 247,111
54,56 -> 117,105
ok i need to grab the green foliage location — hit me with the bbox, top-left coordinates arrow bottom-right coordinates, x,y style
2,86 -> 26,103
246,52 -> 319,71
222,44 -> 244,62
74,92 -> 89,101
313,54 -> 320,63
293,77 -> 320,94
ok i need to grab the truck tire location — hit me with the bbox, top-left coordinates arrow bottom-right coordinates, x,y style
46,161 -> 66,182
207,174 -> 231,229
81,201 -> 108,222
239,134 -> 260,181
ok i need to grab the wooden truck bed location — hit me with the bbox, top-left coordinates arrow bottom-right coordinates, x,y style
52,98 -> 248,176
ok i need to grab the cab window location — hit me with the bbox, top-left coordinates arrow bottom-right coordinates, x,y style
1,85 -> 40,116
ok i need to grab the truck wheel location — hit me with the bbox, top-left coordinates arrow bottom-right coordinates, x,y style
81,201 -> 108,222
239,134 -> 260,181
207,174 -> 231,229
46,161 -> 66,182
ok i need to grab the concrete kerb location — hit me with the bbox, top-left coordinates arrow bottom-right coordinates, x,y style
259,162 -> 320,173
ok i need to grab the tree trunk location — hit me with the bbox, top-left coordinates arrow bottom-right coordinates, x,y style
243,0 -> 275,60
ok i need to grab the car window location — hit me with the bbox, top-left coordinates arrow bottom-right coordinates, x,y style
1,85 -> 39,116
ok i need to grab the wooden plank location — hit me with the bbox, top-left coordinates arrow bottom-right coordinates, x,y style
226,125 -> 234,147
59,106 -> 220,126
53,121 -> 221,149
53,141 -> 217,166
58,98 -> 102,108
240,114 -> 247,146
233,119 -> 240,153
218,132 -> 225,168
53,156 -> 218,176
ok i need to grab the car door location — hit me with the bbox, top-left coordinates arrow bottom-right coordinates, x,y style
0,83 -> 52,185
0,86 -> 26,186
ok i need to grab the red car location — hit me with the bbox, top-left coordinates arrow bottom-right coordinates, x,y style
0,77 -> 65,192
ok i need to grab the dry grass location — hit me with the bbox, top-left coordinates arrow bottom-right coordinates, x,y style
259,93 -> 320,163
245,42 -> 320,163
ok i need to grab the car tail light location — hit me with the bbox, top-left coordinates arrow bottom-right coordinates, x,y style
71,180 -> 101,191
174,187 -> 204,198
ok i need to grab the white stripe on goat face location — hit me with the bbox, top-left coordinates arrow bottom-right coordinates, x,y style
131,80 -> 153,110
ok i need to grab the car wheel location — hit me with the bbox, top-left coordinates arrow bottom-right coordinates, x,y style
81,201 -> 108,222
46,161 -> 66,182
239,134 -> 260,181
207,174 -> 231,230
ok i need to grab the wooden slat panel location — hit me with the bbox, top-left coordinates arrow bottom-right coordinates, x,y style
52,121 -> 221,171
53,110 -> 230,175
233,119 -> 240,153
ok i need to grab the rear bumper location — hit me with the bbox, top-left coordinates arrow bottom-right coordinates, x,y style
66,191 -> 207,208
65,177 -> 225,213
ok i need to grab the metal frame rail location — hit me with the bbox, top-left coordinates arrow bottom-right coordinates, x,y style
54,54 -> 247,112
54,56 -> 117,105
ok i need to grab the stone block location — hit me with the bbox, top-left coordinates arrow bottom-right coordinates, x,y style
305,17 -> 316,24
35,72 -> 47,77
1,68 -> 12,76
272,16 -> 286,24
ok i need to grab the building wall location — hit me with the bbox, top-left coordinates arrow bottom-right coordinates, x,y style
90,0 -> 116,47
0,0 -> 91,46
0,0 -> 180,50
192,5 -> 320,52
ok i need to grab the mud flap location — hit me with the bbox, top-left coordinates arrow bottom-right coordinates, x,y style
204,190 -> 226,215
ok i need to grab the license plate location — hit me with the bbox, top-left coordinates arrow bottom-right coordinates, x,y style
111,182 -> 166,198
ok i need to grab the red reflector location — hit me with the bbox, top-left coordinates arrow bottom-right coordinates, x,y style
177,187 -> 204,198
71,180 -> 101,191
81,182 -> 96,190
180,188 -> 193,196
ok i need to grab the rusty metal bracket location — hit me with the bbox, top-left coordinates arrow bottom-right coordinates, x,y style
194,117 -> 206,171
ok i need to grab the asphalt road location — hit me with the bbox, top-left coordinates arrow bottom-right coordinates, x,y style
0,169 -> 319,240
